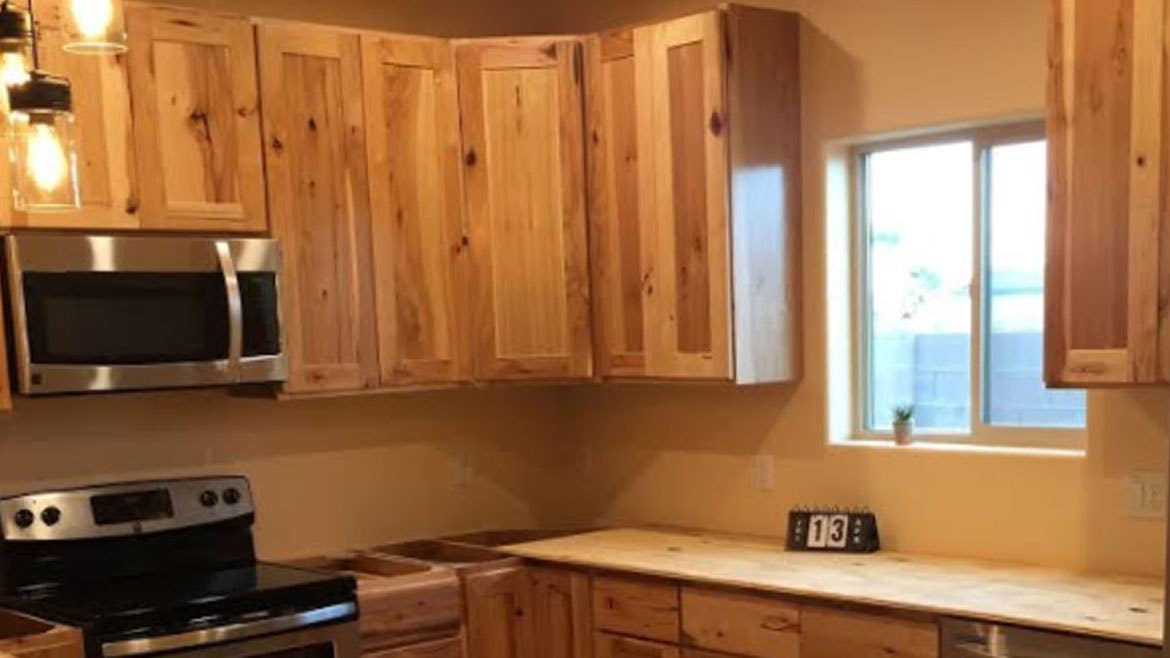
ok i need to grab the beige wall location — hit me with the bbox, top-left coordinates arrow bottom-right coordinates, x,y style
567,0 -> 1170,577
0,388 -> 585,560
2,0 -> 1163,576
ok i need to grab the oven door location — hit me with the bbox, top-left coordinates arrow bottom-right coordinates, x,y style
101,606 -> 358,658
6,235 -> 287,394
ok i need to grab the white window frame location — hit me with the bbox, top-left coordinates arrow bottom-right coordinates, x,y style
850,120 -> 1086,451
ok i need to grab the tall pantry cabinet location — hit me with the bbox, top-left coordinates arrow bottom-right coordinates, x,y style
587,7 -> 802,384
1046,0 -> 1170,386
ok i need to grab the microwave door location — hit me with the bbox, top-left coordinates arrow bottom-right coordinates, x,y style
7,235 -> 285,395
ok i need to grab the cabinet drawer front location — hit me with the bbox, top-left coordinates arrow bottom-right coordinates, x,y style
592,575 -> 680,643
594,633 -> 679,658
366,636 -> 464,658
680,587 -> 798,658
801,606 -> 938,658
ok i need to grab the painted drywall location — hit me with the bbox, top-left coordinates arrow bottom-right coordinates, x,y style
0,387 -> 585,560
562,0 -> 1170,577
1,0 -> 1162,576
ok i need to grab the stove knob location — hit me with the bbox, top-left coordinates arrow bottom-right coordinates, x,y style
222,488 -> 241,505
40,507 -> 61,526
199,490 -> 219,507
13,509 -> 34,529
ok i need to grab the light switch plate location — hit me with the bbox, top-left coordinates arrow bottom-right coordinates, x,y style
1124,472 -> 1167,520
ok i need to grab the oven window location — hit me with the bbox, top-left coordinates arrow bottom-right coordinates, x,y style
22,272 -> 231,365
253,643 -> 335,658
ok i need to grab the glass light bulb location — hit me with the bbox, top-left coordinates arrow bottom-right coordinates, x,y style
71,0 -> 114,38
26,122 -> 67,193
0,52 -> 29,88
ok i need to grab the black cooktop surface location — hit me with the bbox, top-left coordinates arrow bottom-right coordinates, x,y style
2,562 -> 356,644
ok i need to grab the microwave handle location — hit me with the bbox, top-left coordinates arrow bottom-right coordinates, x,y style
214,241 -> 243,381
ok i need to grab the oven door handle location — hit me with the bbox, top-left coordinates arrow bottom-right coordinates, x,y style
101,601 -> 357,658
215,240 -> 244,383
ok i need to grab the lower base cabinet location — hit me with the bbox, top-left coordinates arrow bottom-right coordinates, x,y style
368,637 -> 465,658
464,566 -> 536,658
800,606 -> 939,658
595,633 -> 679,658
530,567 -> 592,658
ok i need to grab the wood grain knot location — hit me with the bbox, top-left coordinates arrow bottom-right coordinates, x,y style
709,111 -> 723,136
271,138 -> 284,153
465,149 -> 478,167
308,117 -> 318,132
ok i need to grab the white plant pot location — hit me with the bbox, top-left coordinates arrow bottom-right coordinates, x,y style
893,420 -> 915,446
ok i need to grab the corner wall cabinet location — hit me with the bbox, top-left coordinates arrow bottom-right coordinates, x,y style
456,38 -> 593,381
1046,0 -> 1170,386
126,4 -> 268,232
587,7 -> 802,383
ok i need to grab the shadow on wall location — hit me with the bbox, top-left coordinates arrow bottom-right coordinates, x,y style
0,386 -> 588,531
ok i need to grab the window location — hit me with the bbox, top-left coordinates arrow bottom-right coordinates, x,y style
854,122 -> 1086,448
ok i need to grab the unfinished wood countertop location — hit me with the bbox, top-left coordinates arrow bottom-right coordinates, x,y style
500,527 -> 1164,647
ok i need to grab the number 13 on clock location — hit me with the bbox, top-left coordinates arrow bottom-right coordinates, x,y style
787,508 -> 880,553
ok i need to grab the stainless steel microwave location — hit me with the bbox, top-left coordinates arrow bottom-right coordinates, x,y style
4,234 -> 287,395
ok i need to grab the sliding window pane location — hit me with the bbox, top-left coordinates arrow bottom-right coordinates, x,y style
984,141 -> 1086,428
865,142 -> 973,432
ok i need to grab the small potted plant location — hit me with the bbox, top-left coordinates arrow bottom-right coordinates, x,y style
892,405 -> 915,445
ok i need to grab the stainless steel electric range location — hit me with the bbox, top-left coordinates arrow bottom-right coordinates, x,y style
0,477 -> 358,658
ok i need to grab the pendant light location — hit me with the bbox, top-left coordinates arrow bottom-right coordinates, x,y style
0,2 -> 32,88
7,0 -> 79,211
63,0 -> 126,54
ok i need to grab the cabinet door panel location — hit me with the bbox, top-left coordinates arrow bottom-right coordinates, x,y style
0,0 -> 137,230
458,39 -> 592,380
464,566 -> 535,658
363,34 -> 468,386
593,634 -> 678,658
636,13 -> 730,379
800,606 -> 937,658
587,31 -> 645,377
529,568 -> 591,658
258,24 -> 378,393
1047,0 -> 1165,385
127,5 -> 266,232
0,292 -> 10,411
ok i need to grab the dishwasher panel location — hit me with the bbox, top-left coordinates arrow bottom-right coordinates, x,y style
941,619 -> 1160,658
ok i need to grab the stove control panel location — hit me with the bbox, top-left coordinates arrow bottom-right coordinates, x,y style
0,476 -> 254,542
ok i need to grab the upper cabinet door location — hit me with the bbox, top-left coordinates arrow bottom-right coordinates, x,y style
457,38 -> 592,381
635,12 -> 732,380
0,0 -> 138,230
127,6 -> 267,233
586,30 -> 645,378
362,34 -> 469,386
258,23 -> 379,394
1047,0 -> 1167,386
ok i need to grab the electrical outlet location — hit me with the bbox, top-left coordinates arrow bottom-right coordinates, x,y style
752,454 -> 775,492
1124,472 -> 1167,520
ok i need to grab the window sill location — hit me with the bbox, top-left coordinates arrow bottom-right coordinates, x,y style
830,438 -> 1086,459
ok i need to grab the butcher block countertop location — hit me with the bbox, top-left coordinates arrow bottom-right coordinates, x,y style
500,527 -> 1164,647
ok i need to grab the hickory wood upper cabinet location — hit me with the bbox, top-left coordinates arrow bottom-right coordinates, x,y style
257,23 -> 380,394
361,32 -> 470,386
126,4 -> 267,232
586,6 -> 802,383
0,0 -> 137,230
1046,0 -> 1170,386
456,37 -> 593,381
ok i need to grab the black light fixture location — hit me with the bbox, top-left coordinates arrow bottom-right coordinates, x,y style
3,0 -> 79,211
0,2 -> 32,87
